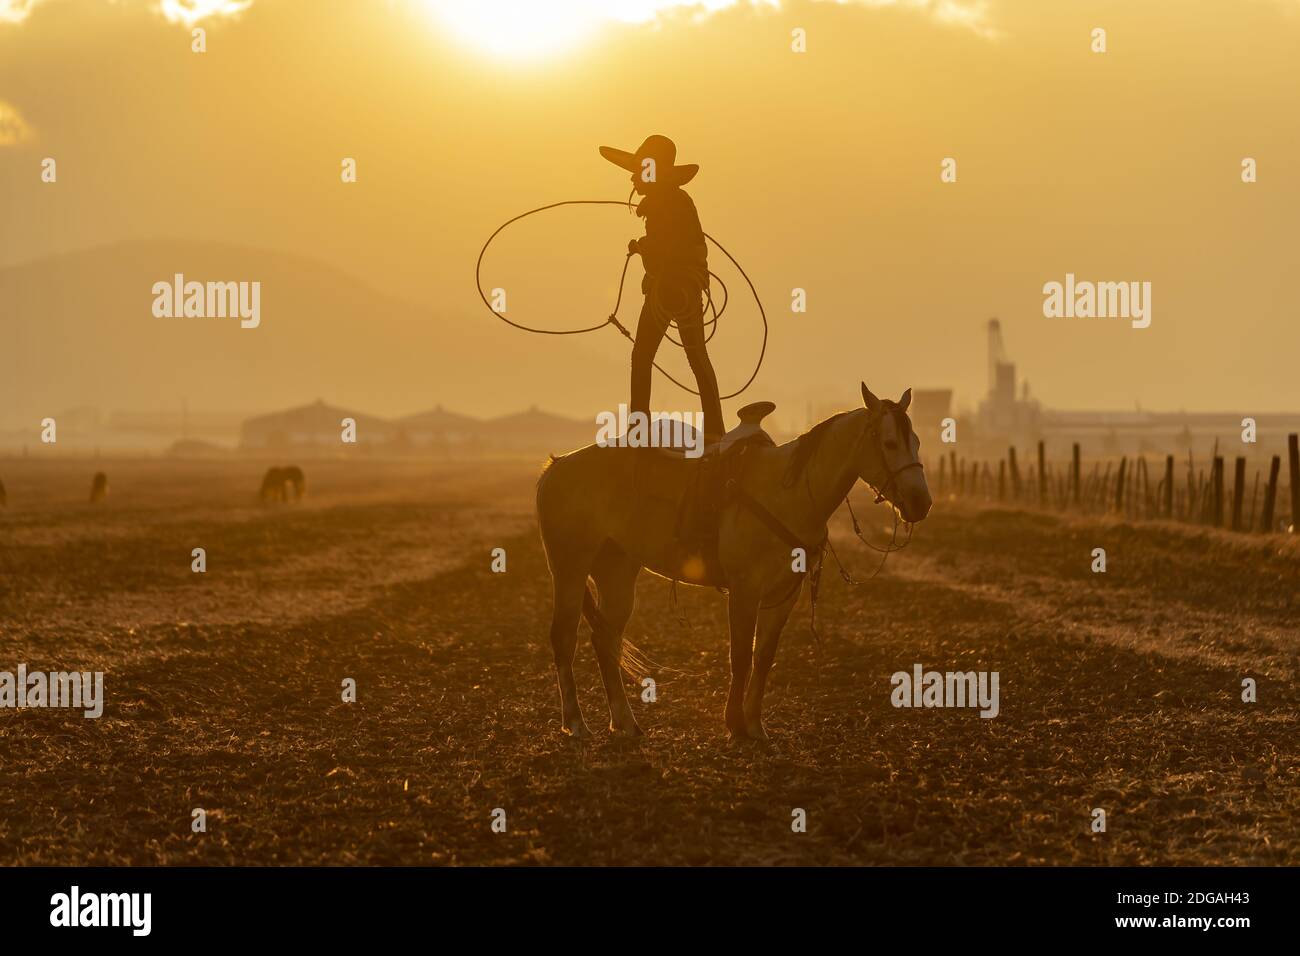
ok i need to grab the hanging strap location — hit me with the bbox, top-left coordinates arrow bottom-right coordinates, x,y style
729,484 -> 828,633
730,486 -> 824,555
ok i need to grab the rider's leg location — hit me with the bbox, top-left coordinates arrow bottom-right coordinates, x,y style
676,293 -> 725,438
630,297 -> 668,421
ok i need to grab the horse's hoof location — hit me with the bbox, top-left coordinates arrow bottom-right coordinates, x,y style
610,720 -> 644,738
562,721 -> 593,739
725,711 -> 747,739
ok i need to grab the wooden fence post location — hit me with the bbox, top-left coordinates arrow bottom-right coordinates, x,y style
1289,434 -> 1300,532
1212,457 -> 1224,527
1163,454 -> 1174,518
1231,457 -> 1246,531
1072,443 -> 1081,506
1141,457 -> 1151,517
1248,470 -> 1260,533
1115,458 -> 1127,513
1008,447 -> 1020,499
1037,441 -> 1046,505
998,460 -> 1006,501
1262,455 -> 1280,533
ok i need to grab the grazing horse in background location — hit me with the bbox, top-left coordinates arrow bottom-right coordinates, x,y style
536,381 -> 932,740
89,472 -> 108,503
282,466 -> 305,500
259,467 -> 287,502
259,466 -> 304,503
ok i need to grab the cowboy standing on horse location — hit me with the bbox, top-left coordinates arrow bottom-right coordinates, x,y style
599,135 -> 725,440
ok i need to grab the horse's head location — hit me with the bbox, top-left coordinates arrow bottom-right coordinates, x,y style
857,382 -> 932,524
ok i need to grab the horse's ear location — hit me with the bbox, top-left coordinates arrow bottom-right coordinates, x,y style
898,387 -> 912,412
861,382 -> 881,412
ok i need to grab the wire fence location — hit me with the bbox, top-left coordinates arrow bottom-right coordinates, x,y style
932,435 -> 1300,534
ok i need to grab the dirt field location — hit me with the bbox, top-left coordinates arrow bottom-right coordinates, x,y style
1,458 -> 1297,866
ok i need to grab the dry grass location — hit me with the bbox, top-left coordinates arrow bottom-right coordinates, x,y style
0,460 -> 1296,865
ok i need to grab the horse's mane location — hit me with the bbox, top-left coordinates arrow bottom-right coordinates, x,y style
782,403 -> 913,488
782,410 -> 853,488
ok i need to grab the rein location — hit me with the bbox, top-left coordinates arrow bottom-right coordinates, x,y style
809,411 -> 917,591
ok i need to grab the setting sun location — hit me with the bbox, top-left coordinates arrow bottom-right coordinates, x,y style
418,0 -> 773,58
421,0 -> 605,57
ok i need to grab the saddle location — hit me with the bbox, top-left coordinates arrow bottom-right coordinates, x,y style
632,402 -> 776,583
650,400 -> 777,460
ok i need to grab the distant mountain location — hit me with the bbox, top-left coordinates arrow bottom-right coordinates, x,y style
0,239 -> 619,435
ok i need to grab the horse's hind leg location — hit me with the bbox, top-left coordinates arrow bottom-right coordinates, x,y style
588,545 -> 642,736
549,568 -> 593,738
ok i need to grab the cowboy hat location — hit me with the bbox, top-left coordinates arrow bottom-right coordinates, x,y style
599,134 -> 698,186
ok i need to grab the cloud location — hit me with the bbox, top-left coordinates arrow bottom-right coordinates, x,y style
0,0 -> 42,25
0,0 -> 252,27
620,0 -> 1000,38
1,0 -> 996,37
0,99 -> 33,145
915,0 -> 998,39
158,0 -> 253,26
423,0 -> 1000,56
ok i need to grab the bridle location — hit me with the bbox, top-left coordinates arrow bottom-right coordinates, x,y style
785,404 -> 924,633
785,404 -> 925,518
857,405 -> 926,507
730,403 -> 926,636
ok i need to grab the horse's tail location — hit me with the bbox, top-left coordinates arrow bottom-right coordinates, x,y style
581,580 -> 653,683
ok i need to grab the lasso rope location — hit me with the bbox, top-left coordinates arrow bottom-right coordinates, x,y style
474,198 -> 768,400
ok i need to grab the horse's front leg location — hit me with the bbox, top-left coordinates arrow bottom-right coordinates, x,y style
725,592 -> 759,738
743,579 -> 801,740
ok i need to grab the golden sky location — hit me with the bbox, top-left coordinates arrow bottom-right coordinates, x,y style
2,0 -> 1298,420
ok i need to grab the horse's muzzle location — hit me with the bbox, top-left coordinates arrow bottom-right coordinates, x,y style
900,488 -> 933,523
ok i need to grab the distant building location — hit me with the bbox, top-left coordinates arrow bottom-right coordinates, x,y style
240,399 -> 395,450
394,405 -> 483,453
976,318 -> 1041,445
967,317 -> 1300,458
236,401 -> 594,456
1038,408 -> 1300,457
480,405 -> 594,454
909,389 -> 953,443
165,438 -> 228,458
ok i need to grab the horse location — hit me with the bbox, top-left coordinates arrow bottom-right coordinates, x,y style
259,467 -> 286,502
89,472 -> 108,503
282,465 -> 305,500
259,466 -> 304,503
536,381 -> 932,740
